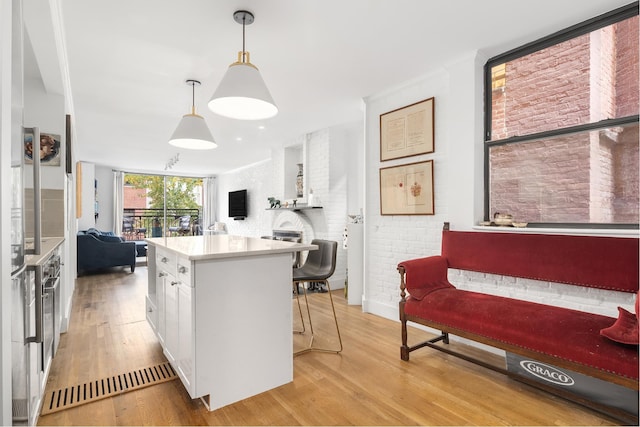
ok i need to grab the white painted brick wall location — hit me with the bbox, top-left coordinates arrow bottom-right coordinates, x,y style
450,269 -> 635,318
362,52 -> 637,326
217,123 -> 362,290
217,160 -> 275,238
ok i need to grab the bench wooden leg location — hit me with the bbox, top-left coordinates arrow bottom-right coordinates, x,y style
401,345 -> 410,361
400,300 -> 410,361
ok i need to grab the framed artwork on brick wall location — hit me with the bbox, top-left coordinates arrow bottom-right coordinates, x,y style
380,97 -> 434,161
380,160 -> 434,215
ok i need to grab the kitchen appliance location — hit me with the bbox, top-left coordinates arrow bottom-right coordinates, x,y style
12,118 -> 44,427
9,3 -> 46,423
43,251 -> 61,356
12,123 -> 45,427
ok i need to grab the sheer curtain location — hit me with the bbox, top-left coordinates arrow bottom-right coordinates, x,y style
113,170 -> 124,235
202,176 -> 217,230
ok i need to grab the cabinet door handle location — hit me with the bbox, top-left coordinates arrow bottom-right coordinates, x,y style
171,281 -> 178,286
161,257 -> 169,263
178,266 -> 187,274
158,272 -> 167,278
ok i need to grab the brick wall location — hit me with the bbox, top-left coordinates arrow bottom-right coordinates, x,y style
123,186 -> 147,209
613,127 -> 639,223
615,17 -> 640,117
489,17 -> 638,223
451,269 -> 635,318
362,51 -> 636,330
217,123 -> 361,289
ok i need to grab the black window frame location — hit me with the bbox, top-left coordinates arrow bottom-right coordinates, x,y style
483,1 -> 639,229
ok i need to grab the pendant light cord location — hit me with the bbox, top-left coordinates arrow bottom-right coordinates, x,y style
190,80 -> 196,114
241,14 -> 246,63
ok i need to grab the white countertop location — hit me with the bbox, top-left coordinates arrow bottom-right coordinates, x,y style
145,235 -> 317,261
25,237 -> 64,267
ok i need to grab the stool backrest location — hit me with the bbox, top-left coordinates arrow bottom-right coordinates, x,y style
303,239 -> 337,279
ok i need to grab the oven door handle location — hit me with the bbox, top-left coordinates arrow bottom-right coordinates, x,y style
25,266 -> 43,344
44,276 -> 60,291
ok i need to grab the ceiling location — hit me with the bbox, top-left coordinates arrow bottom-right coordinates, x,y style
23,0 -> 633,176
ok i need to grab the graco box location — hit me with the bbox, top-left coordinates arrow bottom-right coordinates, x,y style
506,352 -> 638,416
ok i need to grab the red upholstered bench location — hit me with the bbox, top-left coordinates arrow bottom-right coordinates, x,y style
398,223 -> 639,423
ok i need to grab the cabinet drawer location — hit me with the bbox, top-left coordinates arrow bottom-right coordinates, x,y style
145,296 -> 158,334
156,248 -> 177,276
176,257 -> 192,287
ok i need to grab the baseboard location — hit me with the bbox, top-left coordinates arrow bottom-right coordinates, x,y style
362,298 -> 398,320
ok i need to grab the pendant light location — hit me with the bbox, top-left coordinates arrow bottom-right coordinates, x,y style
169,79 -> 217,150
208,10 -> 278,120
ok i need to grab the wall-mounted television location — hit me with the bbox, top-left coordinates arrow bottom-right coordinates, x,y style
228,189 -> 247,220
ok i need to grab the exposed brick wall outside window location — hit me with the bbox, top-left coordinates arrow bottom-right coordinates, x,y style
488,16 -> 639,224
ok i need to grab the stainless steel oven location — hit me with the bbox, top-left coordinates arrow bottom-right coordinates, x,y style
43,252 -> 61,358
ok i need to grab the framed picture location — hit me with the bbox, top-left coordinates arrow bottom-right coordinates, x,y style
380,97 -> 434,161
24,131 -> 62,166
380,160 -> 434,215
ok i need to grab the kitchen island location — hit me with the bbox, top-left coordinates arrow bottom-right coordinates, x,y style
144,234 -> 316,411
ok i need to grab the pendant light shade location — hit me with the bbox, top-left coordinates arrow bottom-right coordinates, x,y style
208,10 -> 278,120
169,79 -> 217,150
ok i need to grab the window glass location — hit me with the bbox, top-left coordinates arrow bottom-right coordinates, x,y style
485,9 -> 639,226
489,16 -> 638,141
489,123 -> 638,224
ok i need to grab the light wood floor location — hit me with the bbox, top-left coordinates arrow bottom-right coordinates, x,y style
37,266 -> 620,426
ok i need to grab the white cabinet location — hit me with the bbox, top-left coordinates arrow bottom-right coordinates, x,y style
176,282 -> 193,393
145,296 -> 158,333
163,272 -> 179,364
155,269 -> 166,345
144,236 -> 305,411
145,245 -> 158,335
153,250 -> 195,397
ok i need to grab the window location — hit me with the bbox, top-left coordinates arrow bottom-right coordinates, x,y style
484,3 -> 639,227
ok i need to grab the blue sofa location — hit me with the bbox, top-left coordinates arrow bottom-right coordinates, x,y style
77,228 -> 136,274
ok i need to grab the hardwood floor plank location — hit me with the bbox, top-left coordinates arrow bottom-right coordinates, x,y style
37,266 -> 621,426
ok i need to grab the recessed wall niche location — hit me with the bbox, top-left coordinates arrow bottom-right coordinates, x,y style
283,139 -> 307,202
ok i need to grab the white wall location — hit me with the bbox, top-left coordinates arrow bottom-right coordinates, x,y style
217,159 -> 275,238
94,165 -> 114,232
217,121 -> 363,290
362,51 -> 636,324
363,61 -> 462,318
77,161 -> 95,231
23,68 -> 79,341
23,76 -> 66,190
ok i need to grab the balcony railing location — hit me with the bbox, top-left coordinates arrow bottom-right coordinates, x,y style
122,208 -> 201,241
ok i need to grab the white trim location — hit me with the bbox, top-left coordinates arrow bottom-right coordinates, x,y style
472,225 -> 639,238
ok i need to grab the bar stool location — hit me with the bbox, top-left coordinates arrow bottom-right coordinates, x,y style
293,239 -> 343,355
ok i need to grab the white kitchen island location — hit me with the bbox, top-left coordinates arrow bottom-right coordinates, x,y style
144,234 -> 316,411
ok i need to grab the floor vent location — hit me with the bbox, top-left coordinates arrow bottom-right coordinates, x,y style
40,362 -> 177,416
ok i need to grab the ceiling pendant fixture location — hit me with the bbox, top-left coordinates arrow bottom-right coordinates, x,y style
208,10 -> 278,120
169,79 -> 217,150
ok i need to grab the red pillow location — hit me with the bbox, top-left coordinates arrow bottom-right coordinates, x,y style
600,306 -> 639,345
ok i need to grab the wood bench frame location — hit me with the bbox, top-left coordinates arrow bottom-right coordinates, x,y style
398,223 -> 639,424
